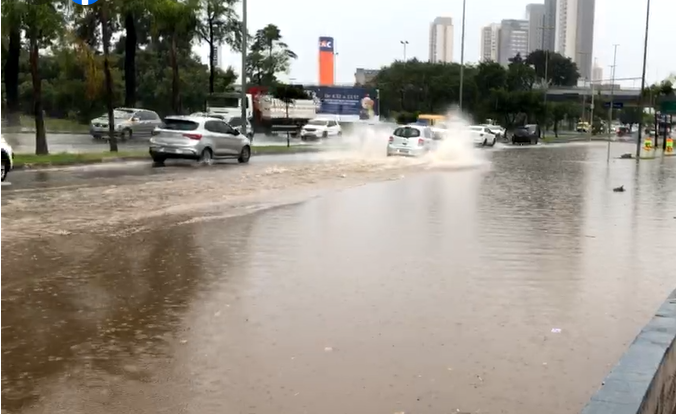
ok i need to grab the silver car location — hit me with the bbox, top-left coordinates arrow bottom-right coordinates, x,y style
191,112 -> 254,141
90,108 -> 162,140
387,125 -> 436,157
148,115 -> 251,165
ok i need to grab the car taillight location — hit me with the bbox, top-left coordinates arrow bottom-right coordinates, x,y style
389,136 -> 394,143
183,133 -> 202,140
418,138 -> 424,146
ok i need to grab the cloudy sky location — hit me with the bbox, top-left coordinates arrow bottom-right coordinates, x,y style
196,0 -> 675,87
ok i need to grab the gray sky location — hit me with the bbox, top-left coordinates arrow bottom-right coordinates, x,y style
197,0 -> 675,87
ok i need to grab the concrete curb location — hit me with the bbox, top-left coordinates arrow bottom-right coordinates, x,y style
580,289 -> 676,414
12,147 -> 323,170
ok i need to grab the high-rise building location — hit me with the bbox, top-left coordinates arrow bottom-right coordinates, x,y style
429,17 -> 454,63
543,0 -> 557,52
498,19 -> 529,65
526,3 -> 545,53
480,24 -> 500,62
555,0 -> 596,80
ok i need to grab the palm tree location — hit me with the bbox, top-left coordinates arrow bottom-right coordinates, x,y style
152,0 -> 199,114
251,24 -> 297,85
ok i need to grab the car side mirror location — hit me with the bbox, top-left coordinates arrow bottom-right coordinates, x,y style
131,117 -> 140,122
233,129 -> 240,135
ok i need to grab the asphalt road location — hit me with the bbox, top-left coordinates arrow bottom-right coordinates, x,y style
3,142 -> 675,413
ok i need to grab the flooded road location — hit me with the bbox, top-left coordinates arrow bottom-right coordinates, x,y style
2,142 -> 676,414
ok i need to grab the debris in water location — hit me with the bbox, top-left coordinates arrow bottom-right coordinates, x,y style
179,339 -> 188,344
324,347 -> 333,352
613,185 -> 625,192
551,328 -> 562,333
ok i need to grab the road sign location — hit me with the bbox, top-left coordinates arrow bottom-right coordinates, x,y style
660,100 -> 676,115
603,102 -> 624,109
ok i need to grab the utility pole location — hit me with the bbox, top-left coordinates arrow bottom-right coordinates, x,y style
458,0 -> 467,112
538,16 -> 555,133
333,51 -> 339,85
607,44 -> 619,162
636,0 -> 651,159
400,40 -> 408,61
240,0 -> 248,135
590,57 -> 598,138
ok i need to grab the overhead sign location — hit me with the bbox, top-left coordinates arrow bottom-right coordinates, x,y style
305,86 -> 379,122
603,102 -> 624,109
660,100 -> 676,115
318,37 -> 334,53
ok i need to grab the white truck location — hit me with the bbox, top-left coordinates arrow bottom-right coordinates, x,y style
205,92 -> 253,120
254,94 -> 318,136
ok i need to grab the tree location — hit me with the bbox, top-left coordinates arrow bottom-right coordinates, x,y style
526,50 -> 579,87
23,0 -> 67,154
618,107 -> 643,132
152,0 -> 199,114
99,2 -> 118,151
120,0 -> 153,107
270,84 -> 308,147
474,61 -> 507,97
247,24 -> 296,86
197,0 -> 242,93
507,53 -> 536,91
2,0 -> 23,125
549,102 -> 579,137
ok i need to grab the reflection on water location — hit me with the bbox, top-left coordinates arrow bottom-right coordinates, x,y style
2,143 -> 676,414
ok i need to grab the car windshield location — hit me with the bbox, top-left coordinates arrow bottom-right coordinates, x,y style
161,118 -> 199,131
307,120 -> 328,126
393,127 -> 421,138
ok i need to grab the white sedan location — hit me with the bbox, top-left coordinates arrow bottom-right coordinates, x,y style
468,126 -> 497,147
300,118 -> 342,140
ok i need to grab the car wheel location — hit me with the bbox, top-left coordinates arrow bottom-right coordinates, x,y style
482,138 -> 487,146
322,131 -> 328,138
337,131 -> 342,136
488,137 -> 496,147
238,145 -> 251,164
120,129 -> 132,141
1,156 -> 9,182
151,153 -> 166,166
199,148 -> 214,166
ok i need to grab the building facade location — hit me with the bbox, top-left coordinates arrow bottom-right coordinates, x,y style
498,19 -> 529,65
429,17 -> 454,63
592,64 -> 603,83
555,0 -> 595,80
354,68 -> 380,86
480,24 -> 500,62
543,0 -> 557,52
526,3 -> 546,54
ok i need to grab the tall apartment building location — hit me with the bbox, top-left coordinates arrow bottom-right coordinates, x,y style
555,0 -> 596,80
429,17 -> 454,63
498,19 -> 529,65
592,64 -> 603,83
480,24 -> 500,62
526,3 -> 545,53
543,0 -> 557,51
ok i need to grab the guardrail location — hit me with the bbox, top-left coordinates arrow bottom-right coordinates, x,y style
580,289 -> 676,414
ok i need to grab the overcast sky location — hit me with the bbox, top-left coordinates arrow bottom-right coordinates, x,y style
196,0 -> 675,87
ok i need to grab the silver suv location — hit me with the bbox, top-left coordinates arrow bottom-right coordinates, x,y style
90,108 -> 162,140
148,115 -> 252,165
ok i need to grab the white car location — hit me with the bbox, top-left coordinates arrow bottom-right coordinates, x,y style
300,118 -> 342,140
481,124 -> 505,139
1,136 -> 14,182
387,124 -> 436,157
468,126 -> 497,147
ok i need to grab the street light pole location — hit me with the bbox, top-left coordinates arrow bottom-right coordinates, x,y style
636,0 -> 651,159
400,40 -> 408,61
458,0 -> 467,112
538,16 -> 555,133
239,0 -> 248,135
590,57 -> 598,137
607,44 -> 619,162
334,52 -> 339,85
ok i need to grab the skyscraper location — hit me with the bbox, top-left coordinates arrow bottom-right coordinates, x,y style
526,3 -> 545,53
498,19 -> 529,65
429,17 -> 454,63
543,0 -> 557,52
480,24 -> 500,62
555,0 -> 596,80
592,64 -> 603,83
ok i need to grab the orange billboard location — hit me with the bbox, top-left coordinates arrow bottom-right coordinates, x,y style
318,36 -> 334,86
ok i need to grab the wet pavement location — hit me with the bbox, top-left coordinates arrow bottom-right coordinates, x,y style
2,142 -> 676,414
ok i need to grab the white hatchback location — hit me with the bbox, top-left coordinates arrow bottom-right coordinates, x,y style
387,125 -> 436,157
300,118 -> 342,140
468,125 -> 497,147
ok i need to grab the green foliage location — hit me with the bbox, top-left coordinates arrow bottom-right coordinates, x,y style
525,50 -> 580,86
246,24 -> 297,86
271,84 -> 309,103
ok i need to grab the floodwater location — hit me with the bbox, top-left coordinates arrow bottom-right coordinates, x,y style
2,142 -> 676,414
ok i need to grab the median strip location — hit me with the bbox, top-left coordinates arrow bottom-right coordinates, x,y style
13,145 -> 322,169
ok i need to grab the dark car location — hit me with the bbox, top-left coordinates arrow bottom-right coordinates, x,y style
511,124 -> 540,145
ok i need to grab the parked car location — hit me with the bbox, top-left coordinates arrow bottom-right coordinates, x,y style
511,124 -> 541,145
90,108 -> 162,140
387,125 -> 435,157
1,136 -> 14,182
148,115 -> 251,166
468,126 -> 498,147
300,118 -> 342,140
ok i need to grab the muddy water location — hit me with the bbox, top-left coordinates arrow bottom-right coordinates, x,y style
2,143 -> 676,414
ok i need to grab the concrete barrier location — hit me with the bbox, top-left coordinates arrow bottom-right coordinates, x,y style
580,290 -> 676,414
